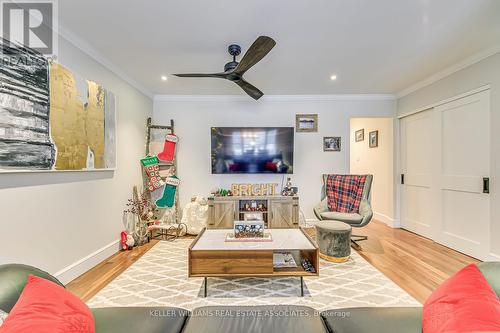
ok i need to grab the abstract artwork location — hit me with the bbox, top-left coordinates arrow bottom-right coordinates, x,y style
0,39 -> 116,172
0,38 -> 55,169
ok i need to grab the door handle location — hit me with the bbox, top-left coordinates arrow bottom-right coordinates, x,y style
401,174 -> 405,185
483,177 -> 490,194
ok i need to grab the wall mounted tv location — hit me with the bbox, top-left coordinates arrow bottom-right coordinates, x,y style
211,127 -> 294,174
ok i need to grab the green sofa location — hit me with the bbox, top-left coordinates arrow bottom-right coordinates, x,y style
1,262 -> 499,333
0,264 -> 188,333
321,261 -> 500,333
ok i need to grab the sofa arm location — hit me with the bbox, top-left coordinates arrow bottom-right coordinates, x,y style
321,307 -> 422,333
478,262 -> 500,299
358,199 -> 373,227
0,264 -> 64,313
313,199 -> 329,220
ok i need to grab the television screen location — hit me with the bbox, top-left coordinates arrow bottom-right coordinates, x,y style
211,127 -> 294,174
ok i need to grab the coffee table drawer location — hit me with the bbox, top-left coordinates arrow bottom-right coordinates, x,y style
189,250 -> 273,276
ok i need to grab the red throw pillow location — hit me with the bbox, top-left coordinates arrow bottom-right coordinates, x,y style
0,275 -> 94,333
423,263 -> 500,333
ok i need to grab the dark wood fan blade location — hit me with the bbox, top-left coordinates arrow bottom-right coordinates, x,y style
173,73 -> 227,78
236,79 -> 264,100
234,36 -> 276,75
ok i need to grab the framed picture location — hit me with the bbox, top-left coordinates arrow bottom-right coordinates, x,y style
355,129 -> 364,142
323,137 -> 341,152
296,114 -> 318,132
369,130 -> 379,148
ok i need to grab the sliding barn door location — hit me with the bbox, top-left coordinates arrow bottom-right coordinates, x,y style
435,90 -> 490,259
400,89 -> 490,260
400,109 -> 436,239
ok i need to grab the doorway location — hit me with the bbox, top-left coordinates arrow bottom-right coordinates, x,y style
350,117 -> 395,226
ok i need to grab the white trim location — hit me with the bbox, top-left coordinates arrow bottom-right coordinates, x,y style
154,94 -> 396,102
57,24 -> 153,99
393,118 -> 402,230
54,239 -> 120,284
373,211 -> 396,228
488,252 -> 500,261
396,43 -> 500,98
0,168 -> 116,174
397,85 -> 491,119
396,44 -> 500,99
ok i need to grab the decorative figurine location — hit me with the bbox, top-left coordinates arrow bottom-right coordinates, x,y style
281,177 -> 296,196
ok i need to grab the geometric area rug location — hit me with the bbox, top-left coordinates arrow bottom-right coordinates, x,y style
87,239 -> 420,311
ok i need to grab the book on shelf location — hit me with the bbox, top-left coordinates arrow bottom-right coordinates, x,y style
273,252 -> 297,268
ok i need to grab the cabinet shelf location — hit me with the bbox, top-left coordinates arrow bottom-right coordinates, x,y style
239,210 -> 268,213
272,267 -> 316,276
208,195 -> 299,229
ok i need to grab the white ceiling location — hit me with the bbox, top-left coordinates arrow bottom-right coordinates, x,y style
59,0 -> 500,97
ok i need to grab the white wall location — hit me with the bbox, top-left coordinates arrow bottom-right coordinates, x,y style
153,96 -> 396,220
350,117 -> 394,226
0,36 -> 153,283
397,52 -> 500,260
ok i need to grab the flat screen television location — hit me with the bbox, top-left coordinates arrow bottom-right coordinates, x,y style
211,127 -> 294,174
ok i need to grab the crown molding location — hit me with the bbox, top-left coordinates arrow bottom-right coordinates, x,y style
396,43 -> 500,99
154,94 -> 396,102
57,24 -> 153,99
397,84 -> 490,119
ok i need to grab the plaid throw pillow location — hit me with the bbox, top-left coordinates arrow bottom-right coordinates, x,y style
326,175 -> 367,213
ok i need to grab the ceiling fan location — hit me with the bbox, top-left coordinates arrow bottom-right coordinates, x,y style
173,36 -> 276,100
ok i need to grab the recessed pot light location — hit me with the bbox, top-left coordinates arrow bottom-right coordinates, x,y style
161,75 -> 168,81
330,74 -> 337,81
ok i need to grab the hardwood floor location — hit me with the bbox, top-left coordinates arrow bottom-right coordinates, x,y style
350,220 -> 479,303
66,239 -> 159,302
67,221 -> 479,304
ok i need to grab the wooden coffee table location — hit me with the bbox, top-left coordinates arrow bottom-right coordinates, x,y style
188,227 -> 319,297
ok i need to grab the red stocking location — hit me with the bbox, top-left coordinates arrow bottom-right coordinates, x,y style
157,134 -> 178,162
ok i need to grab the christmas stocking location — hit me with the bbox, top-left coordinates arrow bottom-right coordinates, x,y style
157,134 -> 178,162
141,156 -> 163,192
156,176 -> 180,208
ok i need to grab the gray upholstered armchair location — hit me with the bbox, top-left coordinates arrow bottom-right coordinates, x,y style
313,174 -> 373,244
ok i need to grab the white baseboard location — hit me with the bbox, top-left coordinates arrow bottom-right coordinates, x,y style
306,216 -> 400,228
488,252 -> 500,261
54,239 -> 120,284
373,211 -> 397,228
